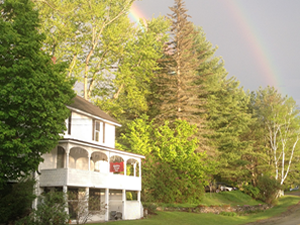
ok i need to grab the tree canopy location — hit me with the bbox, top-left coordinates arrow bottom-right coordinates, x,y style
250,87 -> 300,185
0,0 -> 75,187
2,0 -> 300,202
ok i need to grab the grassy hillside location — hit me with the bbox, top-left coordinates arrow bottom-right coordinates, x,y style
154,190 -> 263,208
94,192 -> 300,225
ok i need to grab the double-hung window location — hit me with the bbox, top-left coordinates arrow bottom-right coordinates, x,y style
94,120 -> 105,143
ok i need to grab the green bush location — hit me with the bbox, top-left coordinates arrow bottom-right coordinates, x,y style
257,176 -> 281,205
0,178 -> 36,224
242,184 -> 260,199
16,191 -> 69,225
143,203 -> 157,214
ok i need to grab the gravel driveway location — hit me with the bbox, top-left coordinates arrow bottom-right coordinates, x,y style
244,192 -> 300,225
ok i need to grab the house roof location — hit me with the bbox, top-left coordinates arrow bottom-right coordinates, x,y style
68,95 -> 120,125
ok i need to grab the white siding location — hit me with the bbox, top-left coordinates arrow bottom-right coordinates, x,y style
125,201 -> 142,220
105,123 -> 115,148
70,112 -> 93,141
63,111 -> 116,148
40,148 -> 57,170
39,169 -> 142,190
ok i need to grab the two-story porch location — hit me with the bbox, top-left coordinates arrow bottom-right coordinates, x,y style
37,138 -> 145,221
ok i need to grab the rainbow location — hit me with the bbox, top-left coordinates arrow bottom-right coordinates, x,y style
221,1 -> 283,93
129,3 -> 146,26
129,1 -> 283,94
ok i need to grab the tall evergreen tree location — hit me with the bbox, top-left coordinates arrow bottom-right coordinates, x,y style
154,0 -> 205,125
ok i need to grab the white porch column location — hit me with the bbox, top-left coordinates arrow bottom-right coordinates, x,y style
63,185 -> 68,214
65,147 -> 70,185
139,160 -> 142,177
88,152 -> 91,171
124,161 -> 127,176
65,143 -> 71,169
85,187 -> 89,212
138,191 -> 141,218
122,189 -> 126,220
134,163 -> 136,177
32,171 -> 39,210
108,152 -> 110,173
105,188 -> 109,221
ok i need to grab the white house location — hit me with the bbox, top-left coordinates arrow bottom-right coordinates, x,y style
34,95 -> 145,222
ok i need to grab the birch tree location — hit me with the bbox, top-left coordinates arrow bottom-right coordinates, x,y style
252,87 -> 300,185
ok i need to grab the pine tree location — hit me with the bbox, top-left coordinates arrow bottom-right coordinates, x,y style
154,0 -> 205,124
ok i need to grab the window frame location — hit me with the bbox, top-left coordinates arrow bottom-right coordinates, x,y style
93,120 -> 105,143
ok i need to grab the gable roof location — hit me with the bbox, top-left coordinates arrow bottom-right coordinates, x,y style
67,95 -> 120,125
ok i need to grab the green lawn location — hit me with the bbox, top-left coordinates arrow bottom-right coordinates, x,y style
146,190 -> 263,209
94,194 -> 300,225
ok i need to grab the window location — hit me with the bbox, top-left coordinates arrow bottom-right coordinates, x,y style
68,115 -> 72,135
68,188 -> 79,219
126,191 -> 138,201
89,189 -> 102,211
56,146 -> 65,168
94,120 -> 105,143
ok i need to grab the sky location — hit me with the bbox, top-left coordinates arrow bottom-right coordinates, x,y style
130,0 -> 300,104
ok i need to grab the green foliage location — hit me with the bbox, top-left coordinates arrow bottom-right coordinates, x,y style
16,191 -> 69,225
201,45 -> 255,184
118,114 -> 154,156
153,1 -> 206,127
120,116 -> 214,203
68,190 -> 106,224
94,16 -> 170,125
0,179 -> 36,224
36,0 -> 169,124
0,0 -> 75,186
256,176 -> 281,205
143,203 -> 157,214
241,184 -> 260,199
35,0 -> 135,88
250,86 -> 300,185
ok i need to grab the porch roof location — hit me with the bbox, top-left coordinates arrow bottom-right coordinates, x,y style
60,138 -> 145,159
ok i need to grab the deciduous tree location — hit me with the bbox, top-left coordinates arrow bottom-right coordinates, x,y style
251,87 -> 300,185
0,0 -> 75,186
119,116 -> 214,203
34,0 -> 134,100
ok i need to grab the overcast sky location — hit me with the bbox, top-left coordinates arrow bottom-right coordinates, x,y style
132,0 -> 300,104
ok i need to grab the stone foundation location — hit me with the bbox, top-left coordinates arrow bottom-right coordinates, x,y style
158,204 -> 271,214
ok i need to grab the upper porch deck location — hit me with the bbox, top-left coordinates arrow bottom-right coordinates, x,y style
39,138 -> 144,191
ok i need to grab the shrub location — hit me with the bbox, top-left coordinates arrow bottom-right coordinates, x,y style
16,191 -> 69,225
143,203 -> 157,214
242,184 -> 260,199
257,176 -> 281,205
67,190 -> 106,224
0,178 -> 36,224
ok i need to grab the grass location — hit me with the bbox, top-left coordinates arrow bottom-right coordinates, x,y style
91,192 -> 300,225
148,191 -> 263,209
200,191 -> 263,206
102,195 -> 299,225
